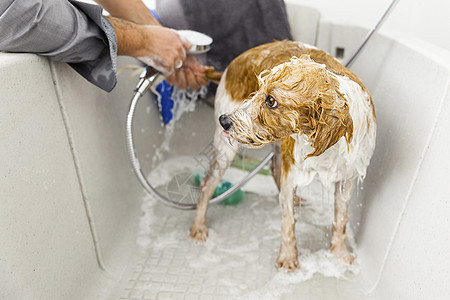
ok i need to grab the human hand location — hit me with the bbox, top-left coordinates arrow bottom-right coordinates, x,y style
108,17 -> 209,90
138,27 -> 208,90
109,17 -> 189,75
136,25 -> 192,76
165,55 -> 209,90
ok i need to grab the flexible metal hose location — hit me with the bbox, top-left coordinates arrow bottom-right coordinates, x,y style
345,0 -> 400,68
126,68 -> 273,209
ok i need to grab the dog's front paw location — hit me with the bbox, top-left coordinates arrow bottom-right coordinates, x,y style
276,255 -> 299,271
190,224 -> 209,242
331,244 -> 356,264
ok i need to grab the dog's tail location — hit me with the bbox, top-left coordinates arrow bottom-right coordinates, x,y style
204,67 -> 223,84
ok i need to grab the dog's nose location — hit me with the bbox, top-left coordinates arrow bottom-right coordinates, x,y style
219,114 -> 232,131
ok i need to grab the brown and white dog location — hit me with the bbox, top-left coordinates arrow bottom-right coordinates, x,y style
193,40 -> 376,271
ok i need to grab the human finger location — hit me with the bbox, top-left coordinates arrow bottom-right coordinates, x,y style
184,68 -> 200,90
195,73 -> 208,86
174,68 -> 187,90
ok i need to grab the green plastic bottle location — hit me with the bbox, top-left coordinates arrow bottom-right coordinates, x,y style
194,173 -> 243,205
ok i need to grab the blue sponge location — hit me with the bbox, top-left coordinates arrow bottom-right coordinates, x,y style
154,80 -> 175,124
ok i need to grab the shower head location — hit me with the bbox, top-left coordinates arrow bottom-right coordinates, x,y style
177,30 -> 213,54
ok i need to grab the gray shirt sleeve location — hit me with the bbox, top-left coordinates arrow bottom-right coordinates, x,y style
0,0 -> 118,92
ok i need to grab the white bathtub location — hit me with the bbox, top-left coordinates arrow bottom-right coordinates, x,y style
1,3 -> 450,299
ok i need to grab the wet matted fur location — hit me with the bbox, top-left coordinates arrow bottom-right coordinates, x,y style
196,40 -> 376,271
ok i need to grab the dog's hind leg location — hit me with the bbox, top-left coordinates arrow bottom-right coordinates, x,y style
331,179 -> 356,264
190,129 -> 239,242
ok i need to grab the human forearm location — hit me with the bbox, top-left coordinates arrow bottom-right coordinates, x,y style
107,16 -> 145,57
95,0 -> 159,25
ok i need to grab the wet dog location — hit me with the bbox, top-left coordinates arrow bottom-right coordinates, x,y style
194,40 -> 376,270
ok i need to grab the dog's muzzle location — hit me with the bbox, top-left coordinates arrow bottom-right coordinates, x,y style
219,114 -> 232,131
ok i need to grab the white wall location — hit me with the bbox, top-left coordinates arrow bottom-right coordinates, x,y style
285,0 -> 450,52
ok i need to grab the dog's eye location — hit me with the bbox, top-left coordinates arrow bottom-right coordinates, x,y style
265,95 -> 278,108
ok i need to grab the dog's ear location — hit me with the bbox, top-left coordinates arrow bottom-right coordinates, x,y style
297,91 -> 353,158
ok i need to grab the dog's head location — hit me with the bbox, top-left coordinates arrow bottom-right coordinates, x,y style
220,55 -> 353,158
